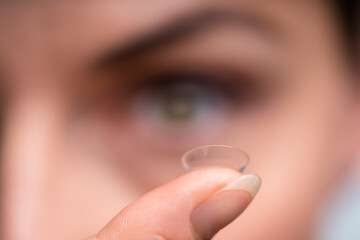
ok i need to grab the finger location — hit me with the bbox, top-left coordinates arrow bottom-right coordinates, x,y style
88,167 -> 261,240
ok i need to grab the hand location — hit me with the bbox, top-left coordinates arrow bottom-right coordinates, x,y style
86,167 -> 261,240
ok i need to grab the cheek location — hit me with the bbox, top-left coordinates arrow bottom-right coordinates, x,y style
45,150 -> 140,239
217,84 -> 356,239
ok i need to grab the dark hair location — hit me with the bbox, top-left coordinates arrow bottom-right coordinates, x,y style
332,0 -> 357,60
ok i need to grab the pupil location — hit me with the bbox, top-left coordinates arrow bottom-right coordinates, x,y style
162,95 -> 195,122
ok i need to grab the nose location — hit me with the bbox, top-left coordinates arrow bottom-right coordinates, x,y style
1,92 -> 65,240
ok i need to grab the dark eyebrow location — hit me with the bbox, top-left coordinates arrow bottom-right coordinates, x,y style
98,8 -> 277,67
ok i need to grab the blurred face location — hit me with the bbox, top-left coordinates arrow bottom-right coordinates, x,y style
0,1 -> 358,240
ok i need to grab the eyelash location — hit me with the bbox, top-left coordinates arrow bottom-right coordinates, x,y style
129,67 -> 265,109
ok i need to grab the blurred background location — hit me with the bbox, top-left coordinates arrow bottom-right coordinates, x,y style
0,0 -> 359,239
316,159 -> 360,240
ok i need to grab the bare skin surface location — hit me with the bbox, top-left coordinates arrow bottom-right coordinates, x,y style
0,1 -> 358,240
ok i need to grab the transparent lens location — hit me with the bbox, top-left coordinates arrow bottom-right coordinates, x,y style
181,145 -> 249,172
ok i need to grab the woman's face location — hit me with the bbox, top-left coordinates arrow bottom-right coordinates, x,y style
0,1 -> 358,240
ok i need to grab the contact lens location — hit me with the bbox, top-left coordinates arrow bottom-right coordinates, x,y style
181,145 -> 249,172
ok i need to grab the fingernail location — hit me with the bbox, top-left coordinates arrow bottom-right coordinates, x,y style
190,174 -> 261,239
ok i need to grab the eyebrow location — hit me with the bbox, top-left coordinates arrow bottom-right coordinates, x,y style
98,8 -> 277,67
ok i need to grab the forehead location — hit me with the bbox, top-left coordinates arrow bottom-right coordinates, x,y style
0,0 -> 326,36
0,0 -> 334,74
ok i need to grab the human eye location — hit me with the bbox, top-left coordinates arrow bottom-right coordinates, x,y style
127,67 -> 265,146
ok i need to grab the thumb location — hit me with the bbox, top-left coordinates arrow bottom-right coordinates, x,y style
88,167 -> 261,240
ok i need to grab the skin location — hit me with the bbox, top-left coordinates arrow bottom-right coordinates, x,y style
0,0 -> 359,239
